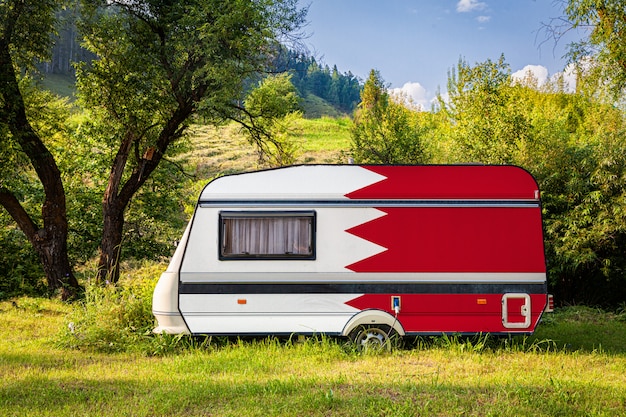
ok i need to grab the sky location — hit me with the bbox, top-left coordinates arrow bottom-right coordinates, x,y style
299,0 -> 586,109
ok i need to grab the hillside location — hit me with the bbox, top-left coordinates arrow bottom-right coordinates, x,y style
184,117 -> 352,180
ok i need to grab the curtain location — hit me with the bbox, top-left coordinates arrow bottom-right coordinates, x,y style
223,216 -> 312,256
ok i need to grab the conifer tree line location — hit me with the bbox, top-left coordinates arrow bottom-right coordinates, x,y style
40,4 -> 94,74
269,48 -> 362,113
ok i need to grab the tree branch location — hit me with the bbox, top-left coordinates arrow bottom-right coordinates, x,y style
0,187 -> 39,244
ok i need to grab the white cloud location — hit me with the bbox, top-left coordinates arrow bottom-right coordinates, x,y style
511,65 -> 550,87
456,0 -> 487,13
476,15 -> 491,23
390,82 -> 431,111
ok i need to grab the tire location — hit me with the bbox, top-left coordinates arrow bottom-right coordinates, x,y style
349,324 -> 398,351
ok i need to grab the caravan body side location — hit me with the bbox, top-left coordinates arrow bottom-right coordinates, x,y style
153,165 -> 548,336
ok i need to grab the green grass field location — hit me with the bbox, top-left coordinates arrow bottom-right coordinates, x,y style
1,295 -> 626,417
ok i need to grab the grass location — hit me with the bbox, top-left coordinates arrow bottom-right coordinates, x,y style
2,294 -> 626,416
530,306 -> 626,354
300,93 -> 347,119
291,116 -> 352,153
184,116 -> 352,181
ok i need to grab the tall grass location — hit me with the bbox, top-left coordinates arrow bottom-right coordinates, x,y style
185,117 -> 352,179
57,261 -> 163,354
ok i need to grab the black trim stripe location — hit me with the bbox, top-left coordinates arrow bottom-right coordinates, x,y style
179,282 -> 547,295
199,199 -> 540,208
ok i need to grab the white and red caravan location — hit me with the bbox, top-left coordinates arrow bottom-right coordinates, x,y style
152,165 -> 551,342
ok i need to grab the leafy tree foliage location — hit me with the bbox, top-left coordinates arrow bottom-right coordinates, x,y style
350,70 -> 429,164
0,1 -> 80,299
76,0 -> 306,282
445,56 -> 531,164
563,0 -> 626,98
243,73 -> 302,166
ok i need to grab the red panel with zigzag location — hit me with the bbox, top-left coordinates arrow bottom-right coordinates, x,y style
344,206 -> 545,273
344,166 -> 545,273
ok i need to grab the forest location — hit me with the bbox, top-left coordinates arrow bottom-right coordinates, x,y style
2,0 -> 626,309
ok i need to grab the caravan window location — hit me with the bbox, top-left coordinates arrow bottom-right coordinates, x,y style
219,211 -> 315,260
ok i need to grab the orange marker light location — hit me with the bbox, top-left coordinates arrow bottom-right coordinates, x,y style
477,298 -> 487,305
237,299 -> 247,305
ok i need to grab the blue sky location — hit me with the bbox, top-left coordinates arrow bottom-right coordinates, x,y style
300,0 -> 585,108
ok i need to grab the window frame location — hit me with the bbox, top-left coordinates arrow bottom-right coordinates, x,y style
218,211 -> 316,261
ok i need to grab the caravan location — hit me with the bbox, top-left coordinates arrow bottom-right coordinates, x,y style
152,165 -> 552,346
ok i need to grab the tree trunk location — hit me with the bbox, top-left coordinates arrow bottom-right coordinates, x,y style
36,228 -> 81,300
96,200 -> 125,283
0,188 -> 80,299
0,39 -> 80,300
95,130 -> 132,284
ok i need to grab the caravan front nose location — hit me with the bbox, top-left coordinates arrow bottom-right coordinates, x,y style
152,271 -> 189,334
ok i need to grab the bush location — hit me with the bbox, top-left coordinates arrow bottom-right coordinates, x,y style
58,262 -> 163,353
0,221 -> 48,300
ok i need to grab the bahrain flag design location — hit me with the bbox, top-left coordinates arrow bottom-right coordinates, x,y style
344,165 -> 546,274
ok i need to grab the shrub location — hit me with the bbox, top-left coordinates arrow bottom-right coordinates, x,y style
58,262 -> 162,353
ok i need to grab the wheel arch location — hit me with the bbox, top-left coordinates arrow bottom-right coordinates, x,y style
341,309 -> 406,337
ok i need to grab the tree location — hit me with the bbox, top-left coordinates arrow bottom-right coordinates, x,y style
242,73 -> 302,166
556,0 -> 626,98
444,56 -> 532,164
535,96 -> 626,305
76,0 -> 306,282
350,69 -> 429,164
0,0 -> 80,299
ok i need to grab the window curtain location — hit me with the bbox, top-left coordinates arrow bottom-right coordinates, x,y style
223,217 -> 311,256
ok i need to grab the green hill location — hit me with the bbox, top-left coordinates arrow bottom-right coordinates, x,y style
301,93 -> 347,118
42,73 -> 355,119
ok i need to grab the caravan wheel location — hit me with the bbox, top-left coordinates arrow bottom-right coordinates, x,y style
349,324 -> 396,351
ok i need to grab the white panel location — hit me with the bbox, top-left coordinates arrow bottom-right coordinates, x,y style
165,221 -> 192,273
180,207 -> 219,273
180,293 -> 362,334
200,165 -> 385,201
184,314 -> 353,334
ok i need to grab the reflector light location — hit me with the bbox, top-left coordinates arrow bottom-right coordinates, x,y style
237,299 -> 247,305
477,298 -> 487,305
